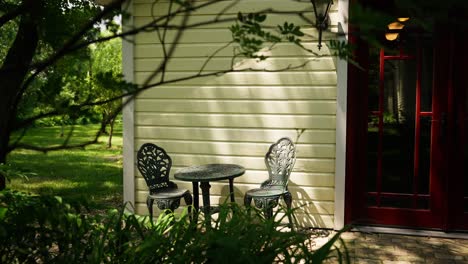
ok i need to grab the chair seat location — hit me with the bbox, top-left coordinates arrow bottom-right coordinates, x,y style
149,188 -> 190,199
246,187 -> 287,197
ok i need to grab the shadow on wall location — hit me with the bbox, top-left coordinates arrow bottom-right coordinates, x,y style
218,180 -> 331,229
288,180 -> 330,228
206,126 -> 333,229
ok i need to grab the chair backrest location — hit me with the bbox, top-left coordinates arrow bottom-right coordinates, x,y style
137,143 -> 172,193
264,137 -> 296,189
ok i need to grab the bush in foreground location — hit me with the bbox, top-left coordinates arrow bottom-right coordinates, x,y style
0,190 -> 349,263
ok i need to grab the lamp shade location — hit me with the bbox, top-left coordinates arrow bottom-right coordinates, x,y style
310,0 -> 333,50
311,0 -> 333,19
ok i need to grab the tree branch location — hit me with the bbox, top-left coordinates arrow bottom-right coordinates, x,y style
17,0 -> 127,105
10,105 -> 126,154
13,137 -> 100,153
140,1 -> 191,89
153,0 -> 176,84
9,0 -> 321,148
13,57 -> 313,132
0,3 -> 24,28
198,41 -> 235,75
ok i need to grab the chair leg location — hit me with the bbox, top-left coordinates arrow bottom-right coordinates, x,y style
146,196 -> 154,221
283,191 -> 294,230
252,197 -> 276,219
243,194 -> 253,218
244,194 -> 252,206
264,205 -> 273,219
183,192 -> 193,222
265,197 -> 279,219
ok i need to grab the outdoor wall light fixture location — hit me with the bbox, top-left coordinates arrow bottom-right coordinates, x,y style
310,0 -> 333,50
385,18 -> 410,41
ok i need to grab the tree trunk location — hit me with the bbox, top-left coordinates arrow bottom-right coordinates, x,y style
100,113 -> 109,135
0,176 -> 5,191
60,124 -> 65,137
0,139 -> 6,190
0,105 -> 12,190
107,117 -> 115,148
0,0 -> 41,190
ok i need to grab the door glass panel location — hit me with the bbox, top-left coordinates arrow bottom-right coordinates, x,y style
367,47 -> 380,194
380,59 -> 416,195
366,43 -> 433,209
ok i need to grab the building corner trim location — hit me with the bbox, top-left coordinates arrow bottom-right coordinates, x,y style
334,0 -> 349,230
122,0 -> 135,212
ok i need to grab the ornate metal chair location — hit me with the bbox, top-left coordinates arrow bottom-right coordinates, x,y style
137,143 -> 192,220
244,137 -> 296,227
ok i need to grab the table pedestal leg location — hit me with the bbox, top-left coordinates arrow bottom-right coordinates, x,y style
192,182 -> 199,212
229,178 -> 235,203
200,182 -> 211,226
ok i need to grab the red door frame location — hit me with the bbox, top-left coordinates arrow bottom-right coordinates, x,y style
447,27 -> 468,231
344,25 -> 368,225
345,21 -> 468,230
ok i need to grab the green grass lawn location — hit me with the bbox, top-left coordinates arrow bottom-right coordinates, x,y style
6,123 -> 123,209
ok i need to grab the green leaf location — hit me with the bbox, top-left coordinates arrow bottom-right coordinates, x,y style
255,13 -> 266,22
0,207 -> 7,220
292,26 -> 304,36
54,196 -> 63,204
312,225 -> 352,262
237,12 -> 244,22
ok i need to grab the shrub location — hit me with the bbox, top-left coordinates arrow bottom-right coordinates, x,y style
0,190 -> 349,263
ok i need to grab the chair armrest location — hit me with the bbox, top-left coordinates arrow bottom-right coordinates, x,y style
260,179 -> 272,188
168,181 -> 178,189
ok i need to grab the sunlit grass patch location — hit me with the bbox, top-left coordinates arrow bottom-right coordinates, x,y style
7,123 -> 123,209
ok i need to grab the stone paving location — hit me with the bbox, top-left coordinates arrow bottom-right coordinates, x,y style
308,230 -> 468,263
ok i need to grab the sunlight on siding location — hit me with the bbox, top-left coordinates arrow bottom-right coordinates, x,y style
131,0 -> 339,228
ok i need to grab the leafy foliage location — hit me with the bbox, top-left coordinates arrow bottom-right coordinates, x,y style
0,163 -> 37,182
0,190 -> 350,263
328,40 -> 353,60
0,20 -> 17,65
0,190 -> 140,263
17,35 -> 128,129
0,0 -> 125,165
230,12 -> 308,60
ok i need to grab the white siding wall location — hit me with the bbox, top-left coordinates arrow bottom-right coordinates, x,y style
130,0 -> 338,228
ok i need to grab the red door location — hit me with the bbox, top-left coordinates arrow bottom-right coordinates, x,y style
446,30 -> 468,231
347,29 -> 468,231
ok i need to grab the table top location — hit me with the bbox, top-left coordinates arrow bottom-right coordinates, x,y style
174,164 -> 245,182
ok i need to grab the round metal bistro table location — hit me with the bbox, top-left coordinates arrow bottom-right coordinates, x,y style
174,164 -> 245,222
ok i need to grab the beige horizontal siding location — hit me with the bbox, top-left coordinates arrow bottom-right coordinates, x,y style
130,0 -> 339,228
134,140 -> 335,158
135,28 -> 337,44
134,71 -> 337,86
135,127 -> 335,143
135,99 -> 336,114
133,0 -> 337,16
135,43 -> 334,58
133,154 -> 335,172
135,113 -> 336,129
134,13 -> 336,29
135,170 -> 335,188
135,57 -> 336,72
135,192 -> 334,214
133,203 -> 334,228
138,86 -> 336,100
136,184 -> 334,204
